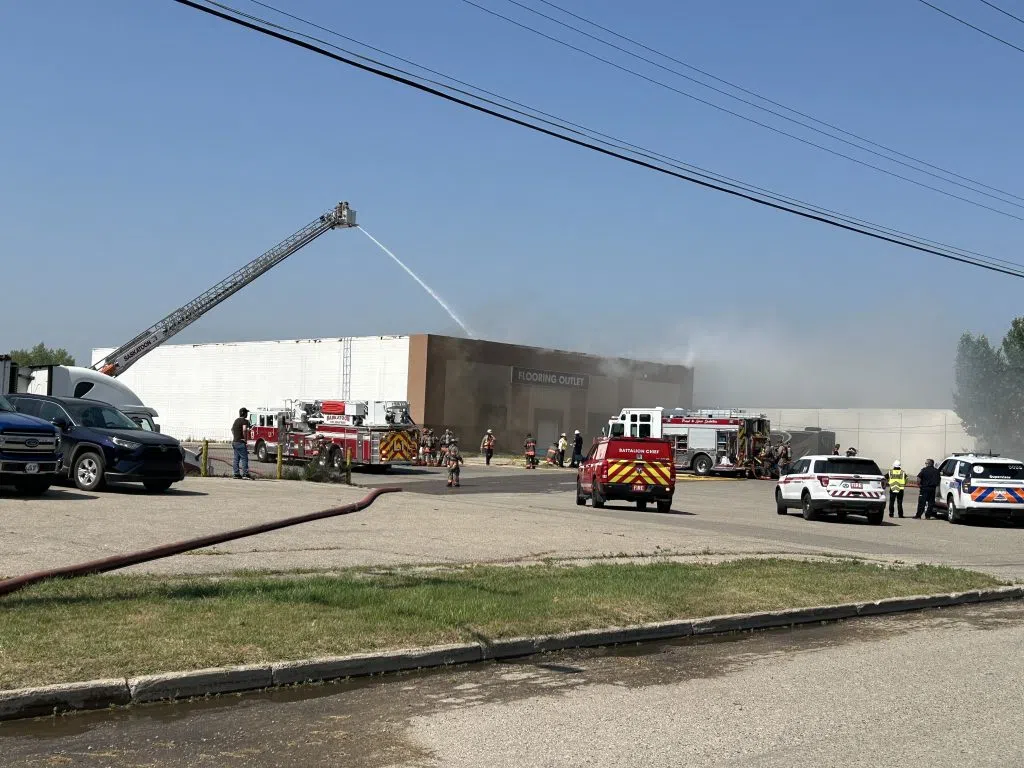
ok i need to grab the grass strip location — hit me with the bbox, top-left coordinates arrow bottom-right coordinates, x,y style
0,559 -> 1000,690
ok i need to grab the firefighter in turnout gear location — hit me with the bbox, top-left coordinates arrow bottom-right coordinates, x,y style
885,460 -> 907,518
446,438 -> 463,487
524,433 -> 538,469
480,429 -> 496,466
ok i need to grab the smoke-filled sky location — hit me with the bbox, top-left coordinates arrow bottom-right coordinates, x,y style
4,1 -> 1022,409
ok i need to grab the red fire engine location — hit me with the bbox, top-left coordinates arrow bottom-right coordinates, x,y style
606,407 -> 771,476
248,399 -> 419,470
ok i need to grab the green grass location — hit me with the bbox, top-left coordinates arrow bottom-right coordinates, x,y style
0,559 -> 1000,690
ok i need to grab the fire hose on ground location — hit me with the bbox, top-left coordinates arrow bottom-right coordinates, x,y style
0,487 -> 400,598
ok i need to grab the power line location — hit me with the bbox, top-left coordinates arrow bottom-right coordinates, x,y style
530,0 -> 1024,206
456,0 -> 1024,221
915,0 -> 1024,55
976,0 -> 1024,27
486,0 -> 1024,211
169,0 -> 1024,279
238,0 -> 1024,273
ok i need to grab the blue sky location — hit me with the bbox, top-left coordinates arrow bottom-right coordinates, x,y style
3,0 -> 1023,406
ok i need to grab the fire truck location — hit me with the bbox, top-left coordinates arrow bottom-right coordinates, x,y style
606,407 -> 771,476
247,398 -> 419,470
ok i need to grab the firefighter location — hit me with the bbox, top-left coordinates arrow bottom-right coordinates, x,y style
480,429 -> 496,466
834,443 -> 841,456
439,429 -> 452,467
557,433 -> 568,467
524,433 -> 538,469
428,429 -> 440,466
418,429 -> 430,466
446,437 -> 463,487
846,447 -> 858,457
778,441 -> 792,475
885,460 -> 907,518
571,430 -> 584,468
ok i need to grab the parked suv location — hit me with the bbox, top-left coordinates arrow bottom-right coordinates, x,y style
6,394 -> 185,493
577,436 -> 676,512
776,454 -> 886,525
0,394 -> 62,495
936,454 -> 1024,524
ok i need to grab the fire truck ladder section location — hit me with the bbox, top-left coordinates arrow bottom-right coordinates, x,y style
92,202 -> 358,377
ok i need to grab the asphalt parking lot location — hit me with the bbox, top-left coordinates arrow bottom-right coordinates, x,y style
2,464 -> 1023,580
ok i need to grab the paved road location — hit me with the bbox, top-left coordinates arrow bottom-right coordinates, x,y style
3,467 -> 1024,578
4,601 -> 1021,766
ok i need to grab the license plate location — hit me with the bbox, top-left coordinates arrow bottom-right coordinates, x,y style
25,463 -> 39,475
632,483 -> 647,492
850,482 -> 862,489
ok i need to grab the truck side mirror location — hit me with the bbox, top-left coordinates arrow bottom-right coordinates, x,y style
52,417 -> 69,431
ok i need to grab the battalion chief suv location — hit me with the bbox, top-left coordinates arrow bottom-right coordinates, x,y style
7,394 -> 185,492
577,436 -> 676,512
776,454 -> 886,525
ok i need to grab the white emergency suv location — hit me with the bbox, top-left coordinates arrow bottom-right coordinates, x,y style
935,454 -> 1024,524
775,454 -> 886,525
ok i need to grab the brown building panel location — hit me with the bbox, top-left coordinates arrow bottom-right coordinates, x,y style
406,334 -> 693,454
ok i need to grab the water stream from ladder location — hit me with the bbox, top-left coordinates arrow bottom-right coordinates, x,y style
358,227 -> 475,338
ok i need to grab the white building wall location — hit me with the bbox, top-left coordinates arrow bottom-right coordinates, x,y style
743,407 -> 976,474
92,336 -> 410,441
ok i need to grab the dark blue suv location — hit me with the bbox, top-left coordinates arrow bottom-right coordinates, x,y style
7,394 -> 185,493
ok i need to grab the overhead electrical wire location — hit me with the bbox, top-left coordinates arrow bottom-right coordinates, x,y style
529,0 -> 1024,206
976,0 -> 1024,27
457,0 -> 1024,221
237,0 -> 1024,273
481,0 -> 1024,211
915,0 -> 1024,55
170,0 -> 1024,279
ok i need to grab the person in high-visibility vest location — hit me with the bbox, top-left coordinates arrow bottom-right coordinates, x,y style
885,460 -> 907,518
480,429 -> 496,466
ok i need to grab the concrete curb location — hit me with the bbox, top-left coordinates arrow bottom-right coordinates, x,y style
2,585 -> 1020,722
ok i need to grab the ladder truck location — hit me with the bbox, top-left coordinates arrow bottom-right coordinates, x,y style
10,203 -> 358,408
93,201 -> 357,377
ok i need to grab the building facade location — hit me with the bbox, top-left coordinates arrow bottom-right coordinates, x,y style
93,334 -> 694,448
742,407 -> 976,474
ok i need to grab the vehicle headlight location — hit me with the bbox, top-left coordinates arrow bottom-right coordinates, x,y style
54,434 -> 61,450
111,436 -> 142,450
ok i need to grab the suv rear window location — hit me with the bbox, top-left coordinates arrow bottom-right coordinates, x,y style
816,458 -> 882,476
606,440 -> 671,460
968,462 -> 1024,480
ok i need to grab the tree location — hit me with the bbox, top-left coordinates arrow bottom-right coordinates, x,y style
9,342 -> 76,367
954,318 -> 1024,456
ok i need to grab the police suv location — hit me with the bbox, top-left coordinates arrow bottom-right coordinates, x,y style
775,454 -> 886,525
935,454 -> 1024,524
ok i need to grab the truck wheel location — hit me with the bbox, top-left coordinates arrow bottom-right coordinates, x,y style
693,454 -> 712,476
801,492 -> 815,520
332,446 -> 344,471
866,510 -> 883,525
636,500 -> 648,511
255,441 -> 269,463
73,452 -> 104,492
13,477 -> 52,496
576,480 -> 586,506
836,511 -> 848,522
656,498 -> 672,513
775,489 -> 787,515
143,480 -> 173,492
317,448 -> 330,468
947,496 -> 960,524
592,479 -> 605,508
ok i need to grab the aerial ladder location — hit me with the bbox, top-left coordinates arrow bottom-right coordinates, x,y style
93,202 -> 357,377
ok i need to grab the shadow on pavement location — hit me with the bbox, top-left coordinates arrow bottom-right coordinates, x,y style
0,488 -> 98,501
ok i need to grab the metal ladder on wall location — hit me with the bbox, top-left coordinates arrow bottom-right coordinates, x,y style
341,337 -> 352,400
